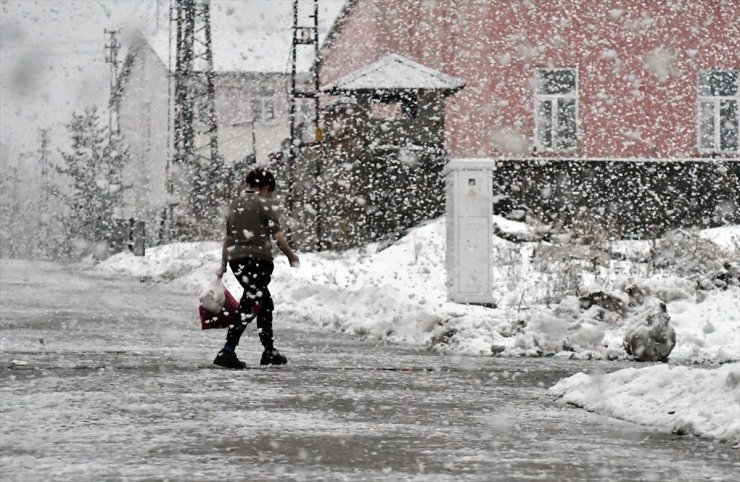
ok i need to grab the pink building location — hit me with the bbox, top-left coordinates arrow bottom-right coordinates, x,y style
320,0 -> 739,160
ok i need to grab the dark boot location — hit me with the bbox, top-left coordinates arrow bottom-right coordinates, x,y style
260,349 -> 287,366
213,349 -> 247,369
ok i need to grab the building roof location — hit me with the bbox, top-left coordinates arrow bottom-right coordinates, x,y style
321,54 -> 465,94
127,0 -> 346,74
318,0 -> 359,63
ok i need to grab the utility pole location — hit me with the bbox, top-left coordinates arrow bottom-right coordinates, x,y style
162,0 -> 175,244
290,0 -> 322,248
104,29 -> 121,140
288,0 -> 299,217
38,129 -> 49,185
171,0 -> 221,239
251,119 -> 257,159
37,129 -> 51,256
174,0 -> 195,170
197,0 -> 220,165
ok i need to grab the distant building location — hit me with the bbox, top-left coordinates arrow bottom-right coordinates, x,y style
320,0 -> 739,236
114,0 -> 345,238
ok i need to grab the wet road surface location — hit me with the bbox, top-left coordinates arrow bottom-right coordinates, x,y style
1,259 -> 738,481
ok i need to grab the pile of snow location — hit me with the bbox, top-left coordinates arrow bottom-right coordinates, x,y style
99,241 -> 221,282
96,220 -> 740,363
668,288 -> 740,363
699,225 -> 740,252
549,363 -> 740,443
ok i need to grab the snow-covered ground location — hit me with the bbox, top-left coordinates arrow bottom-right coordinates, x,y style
549,363 -> 740,444
95,218 -> 740,444
97,217 -> 740,365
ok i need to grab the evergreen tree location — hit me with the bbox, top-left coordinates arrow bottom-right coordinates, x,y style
0,154 -> 46,259
56,107 -> 129,257
0,164 -> 21,258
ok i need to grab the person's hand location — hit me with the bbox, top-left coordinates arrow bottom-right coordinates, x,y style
288,254 -> 300,268
216,265 -> 227,278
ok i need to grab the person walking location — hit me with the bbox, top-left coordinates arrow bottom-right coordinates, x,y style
214,168 -> 299,369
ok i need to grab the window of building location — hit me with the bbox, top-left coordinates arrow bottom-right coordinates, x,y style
250,94 -> 276,123
370,100 -> 403,120
369,93 -> 418,120
534,68 -> 578,151
698,70 -> 739,152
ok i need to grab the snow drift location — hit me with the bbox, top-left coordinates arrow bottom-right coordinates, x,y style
549,363 -> 740,443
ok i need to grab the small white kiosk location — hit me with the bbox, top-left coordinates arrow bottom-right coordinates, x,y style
444,159 -> 495,305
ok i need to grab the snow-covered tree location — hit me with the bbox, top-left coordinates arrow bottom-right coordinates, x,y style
56,107 -> 130,258
0,164 -> 23,258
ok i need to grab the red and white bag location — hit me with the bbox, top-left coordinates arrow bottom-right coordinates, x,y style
198,278 -> 240,330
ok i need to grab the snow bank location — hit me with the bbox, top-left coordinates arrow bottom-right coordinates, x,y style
699,225 -> 740,253
668,288 -> 740,364
276,221 -> 450,344
96,220 -> 740,363
549,363 -> 740,443
100,242 -> 221,282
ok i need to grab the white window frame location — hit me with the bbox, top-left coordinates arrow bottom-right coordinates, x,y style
534,68 -> 579,152
697,69 -> 739,153
250,94 -> 276,124
369,100 -> 404,120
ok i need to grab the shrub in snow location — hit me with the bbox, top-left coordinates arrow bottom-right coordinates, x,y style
553,295 -> 581,318
578,290 -> 627,314
490,343 -> 506,355
625,284 -> 646,306
652,230 -> 727,276
623,298 -> 676,362
697,261 -> 740,291
568,320 -> 606,350
632,276 -> 694,303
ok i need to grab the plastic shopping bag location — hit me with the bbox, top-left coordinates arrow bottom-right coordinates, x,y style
198,278 -> 239,330
199,277 -> 226,312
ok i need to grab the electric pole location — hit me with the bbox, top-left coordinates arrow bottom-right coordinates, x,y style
171,0 -> 221,239
104,29 -> 121,139
290,0 -> 322,248
37,128 -> 51,256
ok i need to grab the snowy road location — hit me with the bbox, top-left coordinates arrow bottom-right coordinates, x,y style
1,260 -> 738,481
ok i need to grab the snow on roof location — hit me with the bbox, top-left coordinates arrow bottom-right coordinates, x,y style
130,0 -> 346,74
322,54 -> 465,93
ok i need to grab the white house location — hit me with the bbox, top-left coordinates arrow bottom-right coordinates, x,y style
114,0 -> 345,238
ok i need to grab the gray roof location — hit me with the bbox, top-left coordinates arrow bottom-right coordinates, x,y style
322,54 -> 465,93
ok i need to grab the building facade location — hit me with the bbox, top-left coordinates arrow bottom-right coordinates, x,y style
321,0 -> 739,159
116,37 -> 305,233
113,0 -> 346,240
319,0 -> 739,236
